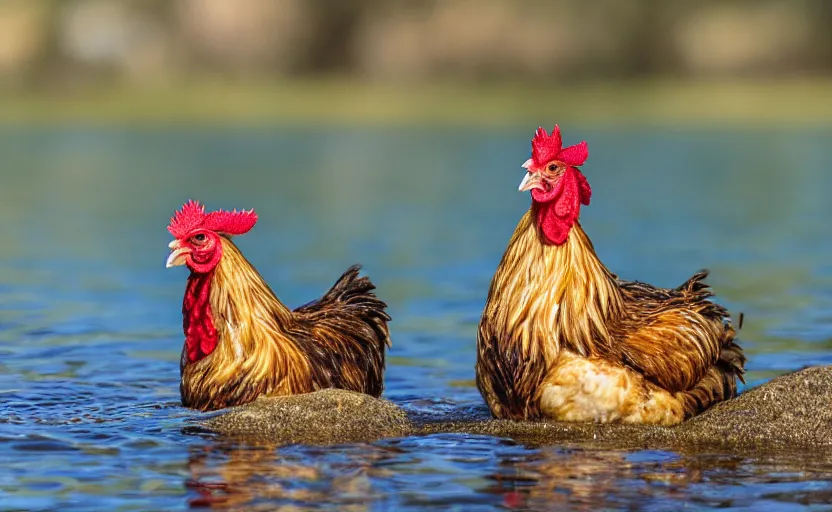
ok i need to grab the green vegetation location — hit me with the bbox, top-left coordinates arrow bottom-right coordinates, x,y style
3,78 -> 831,126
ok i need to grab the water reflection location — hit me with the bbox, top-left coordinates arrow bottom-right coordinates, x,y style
484,449 -> 705,510
187,444 -> 325,509
179,437 -> 832,511
484,447 -> 832,511
185,441 -> 409,510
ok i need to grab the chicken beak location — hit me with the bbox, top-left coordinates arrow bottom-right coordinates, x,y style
518,171 -> 544,192
166,240 -> 190,268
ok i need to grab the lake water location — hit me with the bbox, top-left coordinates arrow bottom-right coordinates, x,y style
1,126 -> 831,510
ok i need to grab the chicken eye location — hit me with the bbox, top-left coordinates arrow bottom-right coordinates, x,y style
192,233 -> 206,243
548,164 -> 558,172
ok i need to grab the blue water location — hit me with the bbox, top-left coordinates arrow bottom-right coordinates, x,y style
1,126 -> 832,510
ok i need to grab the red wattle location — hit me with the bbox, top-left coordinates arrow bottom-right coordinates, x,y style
183,270 -> 217,363
533,166 -> 591,245
535,201 -> 572,245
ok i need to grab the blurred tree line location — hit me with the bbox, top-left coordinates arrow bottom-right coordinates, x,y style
1,0 -> 830,89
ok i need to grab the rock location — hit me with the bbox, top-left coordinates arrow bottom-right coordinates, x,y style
416,409 -> 664,451
198,366 -> 832,452
668,365 -> 832,450
200,389 -> 411,445
419,366 -> 832,453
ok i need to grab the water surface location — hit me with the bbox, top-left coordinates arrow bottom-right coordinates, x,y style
1,126 -> 831,510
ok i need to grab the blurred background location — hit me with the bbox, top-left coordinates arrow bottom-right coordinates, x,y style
1,0 -> 832,123
2,1 -> 832,511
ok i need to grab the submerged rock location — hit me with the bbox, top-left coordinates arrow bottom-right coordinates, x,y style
420,366 -> 832,452
200,389 -> 411,445
198,366 -> 832,452
668,365 -> 832,450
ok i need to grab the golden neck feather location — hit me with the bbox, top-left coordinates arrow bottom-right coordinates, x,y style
184,237 -> 310,398
484,210 -> 625,359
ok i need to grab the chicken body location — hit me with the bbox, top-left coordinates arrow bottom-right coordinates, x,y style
476,211 -> 745,426
179,237 -> 390,411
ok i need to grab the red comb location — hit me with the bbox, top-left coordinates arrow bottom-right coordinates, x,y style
168,200 -> 258,239
531,125 -> 589,168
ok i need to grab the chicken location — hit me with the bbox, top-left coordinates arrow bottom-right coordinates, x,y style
166,200 -> 391,411
476,126 -> 745,426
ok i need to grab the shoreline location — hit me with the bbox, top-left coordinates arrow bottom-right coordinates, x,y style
2,78 -> 832,126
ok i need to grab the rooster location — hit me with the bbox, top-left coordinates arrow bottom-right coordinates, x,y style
476,126 -> 745,426
166,201 -> 391,411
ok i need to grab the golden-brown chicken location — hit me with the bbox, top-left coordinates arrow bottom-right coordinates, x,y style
476,126 -> 745,426
166,200 -> 390,411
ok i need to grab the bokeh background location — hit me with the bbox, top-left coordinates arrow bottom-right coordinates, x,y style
2,1 -> 832,511
1,0 -> 832,123
3,0 -> 830,82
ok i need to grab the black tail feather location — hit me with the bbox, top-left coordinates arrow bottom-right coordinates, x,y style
677,269 -> 712,295
292,264 -> 391,397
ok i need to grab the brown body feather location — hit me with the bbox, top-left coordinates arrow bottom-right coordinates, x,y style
476,209 -> 745,425
181,237 -> 390,411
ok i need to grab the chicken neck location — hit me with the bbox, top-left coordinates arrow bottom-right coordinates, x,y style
181,237 -> 306,372
484,207 -> 626,360
179,237 -> 314,409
